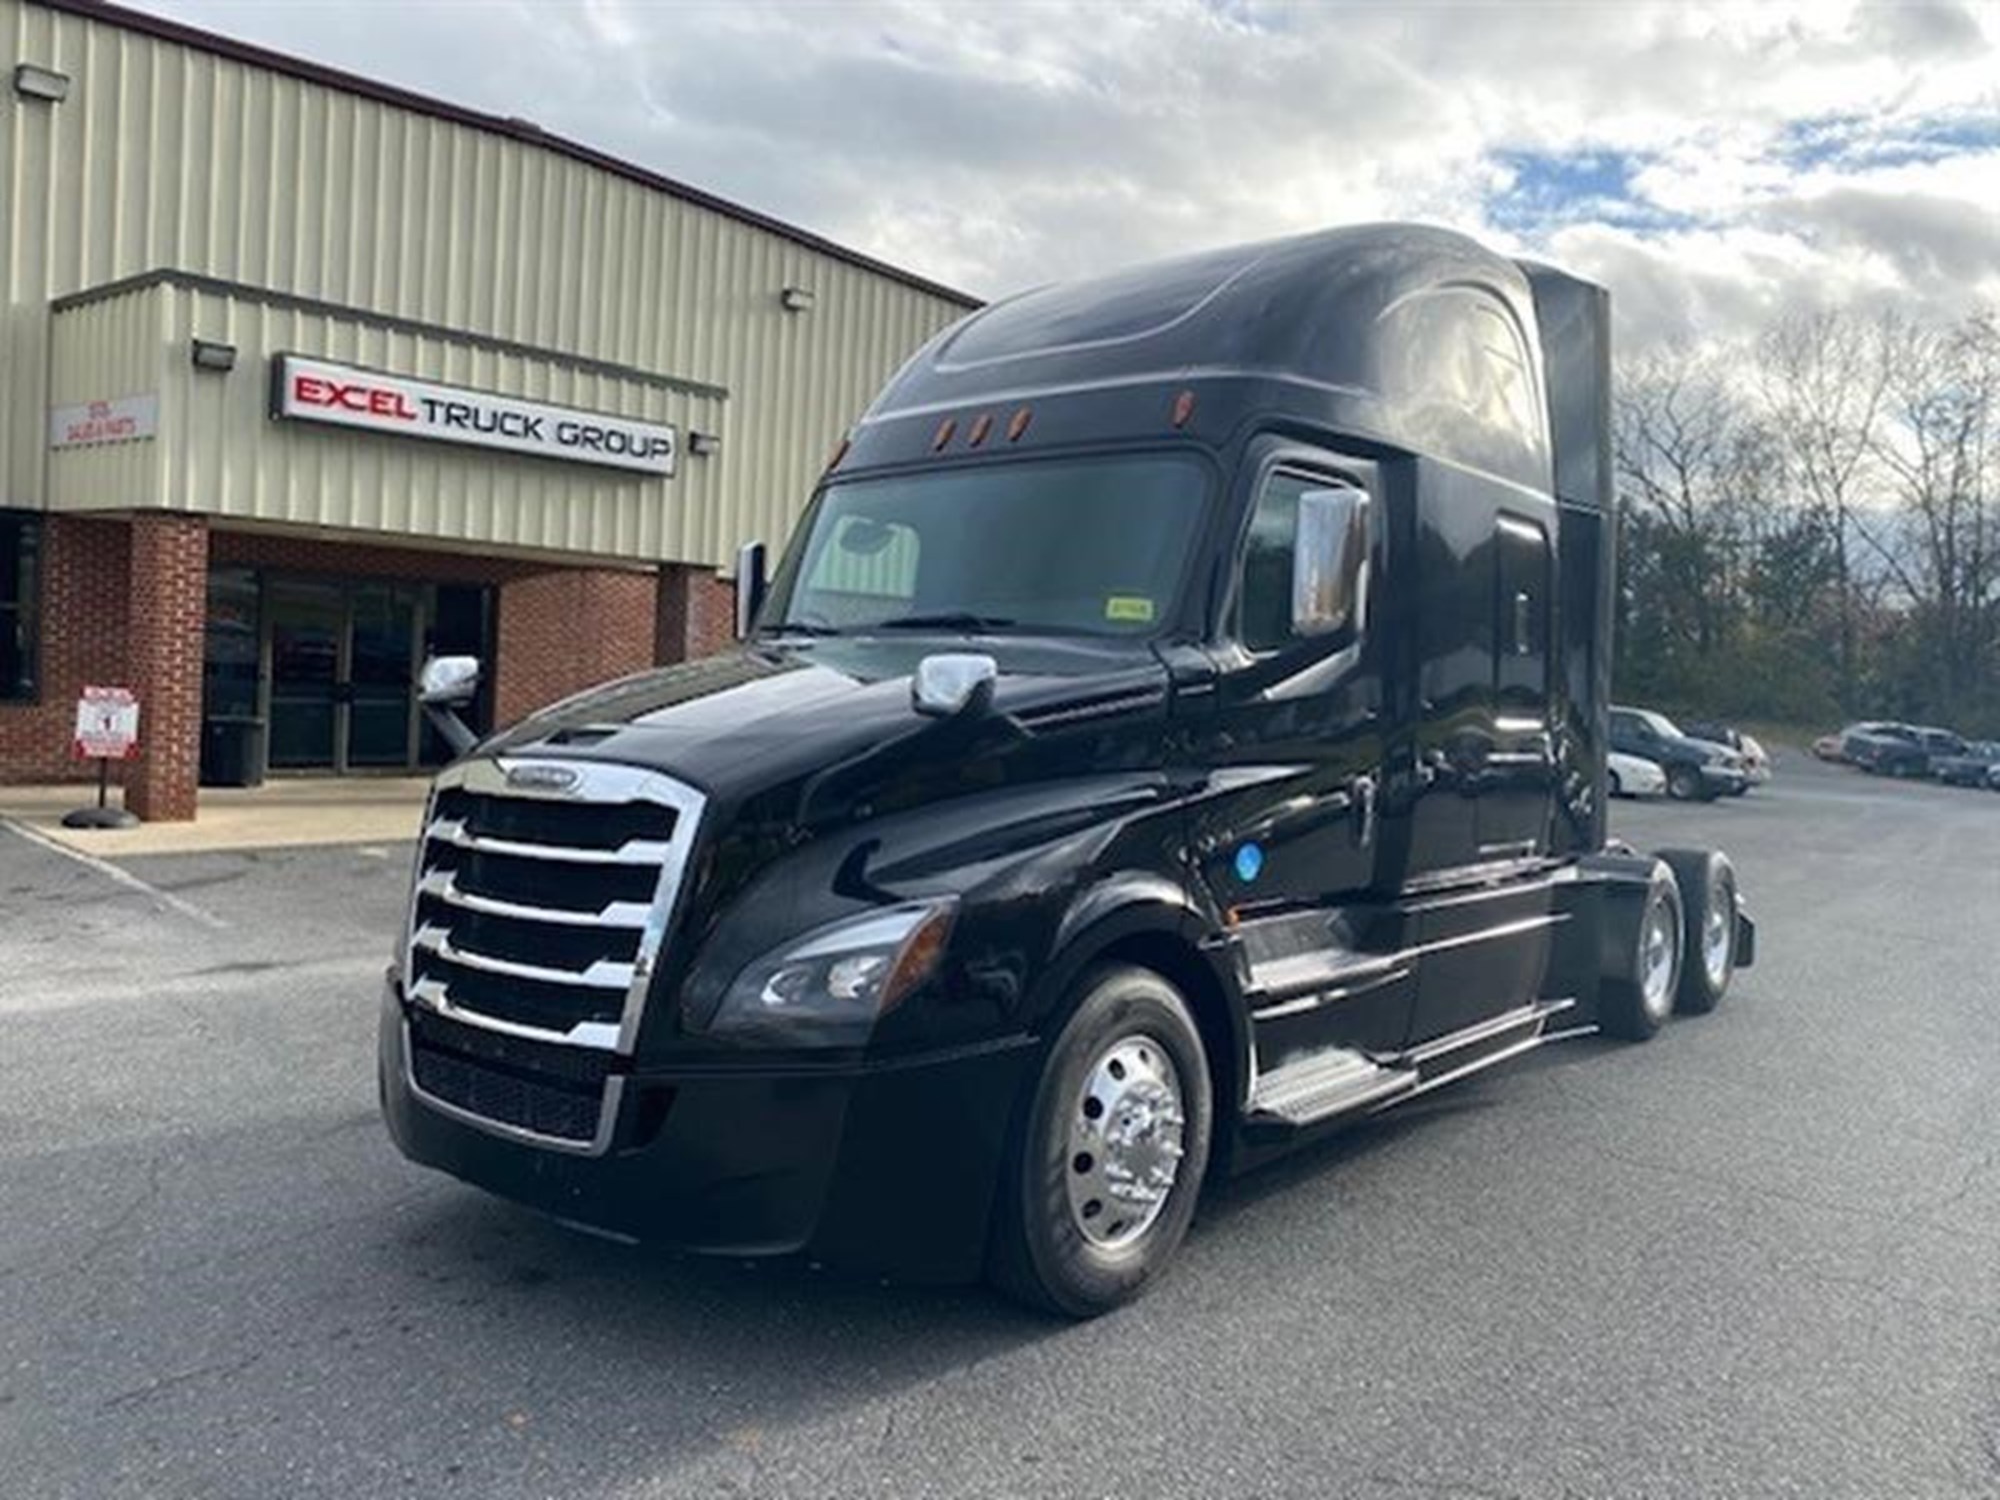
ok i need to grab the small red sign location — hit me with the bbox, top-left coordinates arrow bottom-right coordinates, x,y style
73,685 -> 141,760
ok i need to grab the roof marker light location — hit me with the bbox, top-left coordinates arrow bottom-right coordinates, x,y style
932,418 -> 956,452
968,413 -> 993,447
1007,407 -> 1032,442
1171,389 -> 1196,428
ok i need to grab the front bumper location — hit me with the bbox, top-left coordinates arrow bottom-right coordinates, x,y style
378,982 -> 1035,1281
1699,764 -> 1747,793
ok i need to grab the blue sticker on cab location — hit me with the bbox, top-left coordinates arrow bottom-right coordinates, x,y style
1234,843 -> 1264,883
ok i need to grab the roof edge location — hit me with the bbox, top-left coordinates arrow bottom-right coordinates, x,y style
34,0 -> 984,311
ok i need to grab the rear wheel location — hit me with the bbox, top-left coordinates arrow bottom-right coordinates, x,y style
1657,848 -> 1738,1014
1608,767 -> 1624,798
988,964 -> 1213,1318
1599,864 -> 1683,1041
1666,764 -> 1703,801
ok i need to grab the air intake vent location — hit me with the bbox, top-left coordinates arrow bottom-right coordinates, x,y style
403,758 -> 704,1154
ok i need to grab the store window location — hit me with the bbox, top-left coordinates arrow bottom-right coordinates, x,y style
0,512 -> 41,701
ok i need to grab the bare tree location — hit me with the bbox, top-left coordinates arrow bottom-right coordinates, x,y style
1754,309 -> 1892,709
1869,313 -> 2000,719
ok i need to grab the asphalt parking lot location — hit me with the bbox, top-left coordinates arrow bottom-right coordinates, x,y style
2,752 -> 1996,1499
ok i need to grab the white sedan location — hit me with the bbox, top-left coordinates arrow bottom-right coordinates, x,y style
1608,749 -> 1666,798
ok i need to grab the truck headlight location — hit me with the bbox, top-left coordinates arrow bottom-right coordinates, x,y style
710,900 -> 957,1044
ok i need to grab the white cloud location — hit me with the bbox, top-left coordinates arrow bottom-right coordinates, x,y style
143,0 -> 2000,351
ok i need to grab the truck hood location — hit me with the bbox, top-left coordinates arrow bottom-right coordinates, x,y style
477,635 -> 1174,805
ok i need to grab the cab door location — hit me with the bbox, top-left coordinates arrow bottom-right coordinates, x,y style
1479,512 -> 1554,855
1185,448 -> 1408,1058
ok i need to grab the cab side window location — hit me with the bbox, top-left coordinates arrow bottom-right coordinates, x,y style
1236,470 -> 1369,653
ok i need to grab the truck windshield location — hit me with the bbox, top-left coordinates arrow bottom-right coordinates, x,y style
763,454 -> 1208,638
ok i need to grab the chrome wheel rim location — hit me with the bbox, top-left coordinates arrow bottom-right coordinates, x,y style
1065,1035 -> 1187,1249
1641,897 -> 1679,1021
1702,887 -> 1732,990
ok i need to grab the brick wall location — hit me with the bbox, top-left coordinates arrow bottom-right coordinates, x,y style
496,567 -> 660,725
3,520 -> 720,807
0,515 -> 132,784
656,562 -> 738,665
209,530 -> 543,587
124,515 -> 209,821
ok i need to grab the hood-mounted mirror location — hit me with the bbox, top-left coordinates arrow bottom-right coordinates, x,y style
912,653 -> 998,718
419,655 -> 482,706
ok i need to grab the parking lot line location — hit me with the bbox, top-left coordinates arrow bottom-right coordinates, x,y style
3,816 -> 229,931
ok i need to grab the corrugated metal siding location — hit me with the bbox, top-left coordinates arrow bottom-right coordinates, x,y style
43,280 -> 164,510
2,0 -> 972,566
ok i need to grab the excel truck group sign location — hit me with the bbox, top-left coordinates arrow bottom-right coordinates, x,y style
271,355 -> 676,476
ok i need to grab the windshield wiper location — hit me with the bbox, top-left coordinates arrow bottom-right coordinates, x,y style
872,612 -> 1018,632
760,620 -> 844,637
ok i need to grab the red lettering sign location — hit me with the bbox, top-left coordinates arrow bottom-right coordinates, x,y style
291,375 -> 417,421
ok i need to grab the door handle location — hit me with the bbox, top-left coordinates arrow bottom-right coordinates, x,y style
1351,773 -> 1378,849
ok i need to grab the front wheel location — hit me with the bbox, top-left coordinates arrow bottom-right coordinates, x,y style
988,964 -> 1213,1318
1666,764 -> 1703,801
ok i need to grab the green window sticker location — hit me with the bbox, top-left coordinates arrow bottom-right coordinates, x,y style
1105,595 -> 1156,624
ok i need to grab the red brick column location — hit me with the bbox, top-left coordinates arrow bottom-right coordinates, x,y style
655,562 -> 738,665
495,565 -> 659,726
125,514 -> 208,821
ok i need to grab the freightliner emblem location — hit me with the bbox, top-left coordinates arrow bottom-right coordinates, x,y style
505,763 -> 581,794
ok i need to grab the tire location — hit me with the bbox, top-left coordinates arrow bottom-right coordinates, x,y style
1656,848 -> 1738,1014
1727,781 -> 1749,797
1666,764 -> 1703,801
1599,863 -> 1683,1042
988,964 -> 1213,1318
1608,768 -> 1623,798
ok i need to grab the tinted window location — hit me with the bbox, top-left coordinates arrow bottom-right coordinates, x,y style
0,511 -> 40,701
1236,470 -> 1369,652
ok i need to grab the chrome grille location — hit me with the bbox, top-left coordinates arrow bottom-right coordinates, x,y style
402,757 -> 704,1153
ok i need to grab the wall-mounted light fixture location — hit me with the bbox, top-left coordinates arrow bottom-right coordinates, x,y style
779,286 -> 816,314
688,431 -> 722,457
189,339 -> 237,372
13,63 -> 71,102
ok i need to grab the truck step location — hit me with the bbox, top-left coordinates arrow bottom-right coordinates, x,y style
1245,1050 -> 1417,1132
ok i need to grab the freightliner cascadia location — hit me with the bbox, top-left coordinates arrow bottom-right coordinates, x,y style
380,223 -> 1756,1316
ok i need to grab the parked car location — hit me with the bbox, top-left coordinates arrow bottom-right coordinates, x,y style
1931,740 -> 2000,787
1608,707 -> 1748,800
1607,749 -> 1667,798
1869,724 -> 1966,777
1839,721 -> 1918,771
1812,733 -> 1845,760
1681,721 -> 1772,784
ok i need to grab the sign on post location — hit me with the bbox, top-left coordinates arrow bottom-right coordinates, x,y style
73,685 -> 142,760
63,686 -> 143,827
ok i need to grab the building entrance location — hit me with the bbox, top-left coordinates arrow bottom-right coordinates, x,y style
203,567 -> 492,781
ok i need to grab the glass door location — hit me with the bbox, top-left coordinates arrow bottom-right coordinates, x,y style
347,583 -> 420,768
266,579 -> 344,769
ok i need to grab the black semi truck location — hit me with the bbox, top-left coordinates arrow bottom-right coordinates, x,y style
380,223 -> 1756,1317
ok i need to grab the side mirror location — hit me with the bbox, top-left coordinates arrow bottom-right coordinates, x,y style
913,652 -> 997,718
736,540 -> 768,639
1291,485 -> 1370,639
419,655 -> 482,707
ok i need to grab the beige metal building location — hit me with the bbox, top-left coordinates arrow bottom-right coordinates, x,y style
0,0 -> 974,818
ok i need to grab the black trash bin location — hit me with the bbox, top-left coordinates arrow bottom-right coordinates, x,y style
201,715 -> 267,788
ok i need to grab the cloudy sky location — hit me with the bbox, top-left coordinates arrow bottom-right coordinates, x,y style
147,0 -> 2000,350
